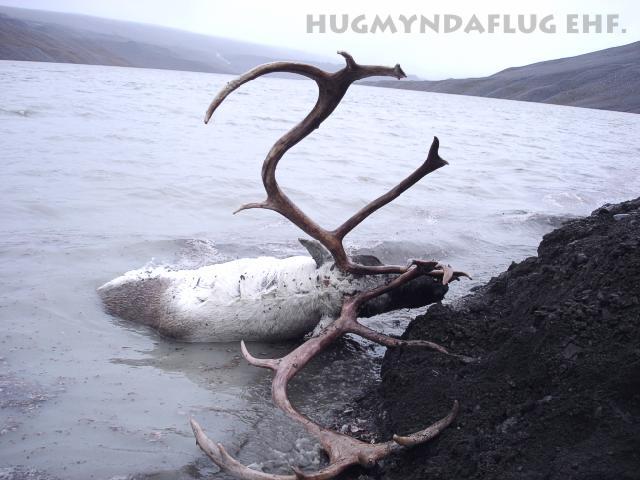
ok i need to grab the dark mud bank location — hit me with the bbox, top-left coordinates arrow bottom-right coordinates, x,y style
376,198 -> 640,479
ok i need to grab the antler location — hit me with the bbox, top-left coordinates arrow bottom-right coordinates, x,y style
205,51 -> 447,276
192,52 -> 469,480
191,265 -> 461,479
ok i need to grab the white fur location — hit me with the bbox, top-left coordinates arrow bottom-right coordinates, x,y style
99,256 -> 380,342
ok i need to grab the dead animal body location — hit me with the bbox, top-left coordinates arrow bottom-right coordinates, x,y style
101,51 -> 471,479
97,241 -> 449,342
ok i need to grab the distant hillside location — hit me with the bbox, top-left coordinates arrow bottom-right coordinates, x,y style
369,41 -> 640,114
0,6 -> 339,74
2,7 -> 637,113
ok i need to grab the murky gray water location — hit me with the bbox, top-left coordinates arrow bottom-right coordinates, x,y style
1,60 -> 639,479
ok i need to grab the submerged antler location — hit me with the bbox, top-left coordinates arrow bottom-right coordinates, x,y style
192,265 -> 460,479
193,52 -> 468,479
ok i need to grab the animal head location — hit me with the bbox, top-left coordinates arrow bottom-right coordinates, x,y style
298,238 -> 448,316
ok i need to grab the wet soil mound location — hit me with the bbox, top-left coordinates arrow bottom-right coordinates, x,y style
377,198 -> 640,479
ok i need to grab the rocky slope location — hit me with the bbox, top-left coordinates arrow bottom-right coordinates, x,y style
370,198 -> 640,479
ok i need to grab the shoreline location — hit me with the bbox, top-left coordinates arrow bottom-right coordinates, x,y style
356,197 -> 640,479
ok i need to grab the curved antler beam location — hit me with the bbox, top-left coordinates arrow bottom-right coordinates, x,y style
205,51 -> 450,276
191,266 -> 464,479
191,401 -> 458,480
204,62 -> 329,125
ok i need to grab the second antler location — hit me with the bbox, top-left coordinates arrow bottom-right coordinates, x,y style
192,51 -> 469,479
191,265 -> 461,480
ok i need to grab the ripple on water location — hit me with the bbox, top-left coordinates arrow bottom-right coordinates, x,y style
1,60 -> 639,478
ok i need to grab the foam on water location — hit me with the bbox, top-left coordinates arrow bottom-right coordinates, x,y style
1,60 -> 639,478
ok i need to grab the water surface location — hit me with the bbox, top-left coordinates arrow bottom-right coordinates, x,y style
1,60 -> 639,478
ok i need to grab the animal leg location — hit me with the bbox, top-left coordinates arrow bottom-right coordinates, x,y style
309,315 -> 336,338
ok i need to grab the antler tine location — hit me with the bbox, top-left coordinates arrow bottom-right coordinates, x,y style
290,466 -> 335,480
204,61 -> 329,124
336,50 -> 357,68
438,263 -> 454,285
241,340 -> 279,370
353,265 -> 423,306
392,400 -> 460,446
190,418 -> 297,480
347,322 -> 476,364
333,136 -> 448,241
427,267 -> 473,284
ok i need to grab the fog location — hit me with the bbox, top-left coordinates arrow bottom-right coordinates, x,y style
1,0 -> 638,78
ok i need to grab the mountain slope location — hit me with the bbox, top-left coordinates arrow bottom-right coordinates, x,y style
370,41 -> 640,113
0,6 -> 337,74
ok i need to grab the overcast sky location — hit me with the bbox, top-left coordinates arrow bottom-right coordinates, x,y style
1,0 -> 638,78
